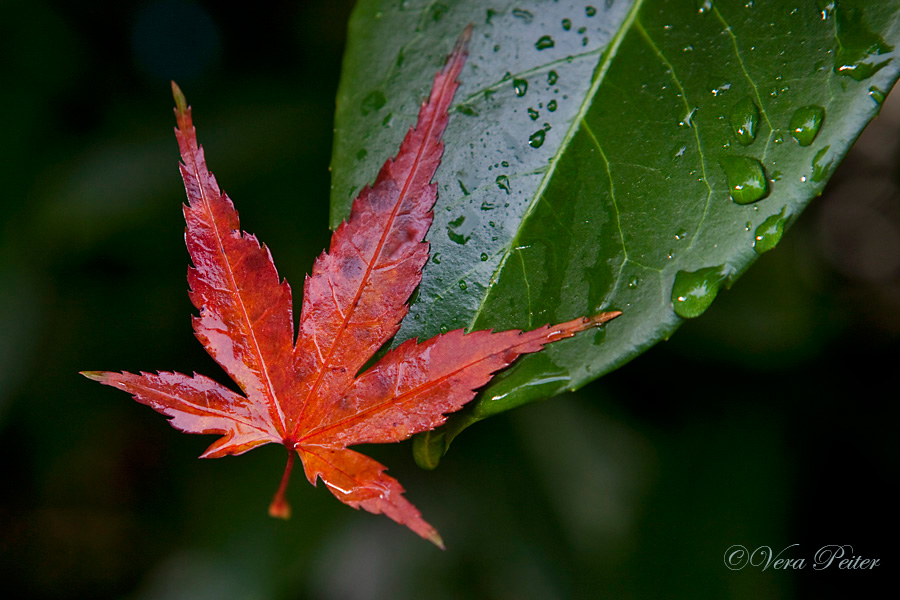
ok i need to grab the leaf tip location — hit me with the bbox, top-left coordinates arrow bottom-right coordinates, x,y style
427,529 -> 446,550
458,23 -> 473,48
588,310 -> 622,326
80,370 -> 105,382
171,81 -> 188,117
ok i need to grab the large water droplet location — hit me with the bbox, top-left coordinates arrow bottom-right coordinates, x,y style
458,280 -> 468,291
671,266 -> 726,318
729,97 -> 759,146
811,146 -> 833,182
586,5 -> 597,16
495,175 -> 511,193
535,35 -> 555,50
562,18 -> 572,31
548,70 -> 559,85
789,105 -> 825,146
721,156 -> 770,204
513,78 -> 528,97
480,252 -> 489,261
360,90 -> 386,115
547,99 -> 558,112
753,208 -> 787,254
529,129 -> 546,148
527,107 -> 539,120
833,5 -> 894,80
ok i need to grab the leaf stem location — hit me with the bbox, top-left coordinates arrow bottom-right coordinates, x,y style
268,450 -> 294,519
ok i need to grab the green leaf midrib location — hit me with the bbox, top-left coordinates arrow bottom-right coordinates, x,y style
466,0 -> 647,333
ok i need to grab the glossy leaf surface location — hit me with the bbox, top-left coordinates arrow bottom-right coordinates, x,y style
329,0 -> 900,456
83,32 -> 619,546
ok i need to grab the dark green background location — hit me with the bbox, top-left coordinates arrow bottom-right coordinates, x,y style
0,0 -> 895,598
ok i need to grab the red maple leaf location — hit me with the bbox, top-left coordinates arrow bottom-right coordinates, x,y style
82,28 -> 620,547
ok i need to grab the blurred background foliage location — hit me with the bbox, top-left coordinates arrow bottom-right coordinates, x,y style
0,0 -> 896,598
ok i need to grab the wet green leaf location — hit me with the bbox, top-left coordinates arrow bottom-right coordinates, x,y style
330,0 -> 900,462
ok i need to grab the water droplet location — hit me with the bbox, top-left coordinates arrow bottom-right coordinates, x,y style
480,252 -> 489,261
547,99 -> 558,112
729,96 -> 760,145
586,5 -> 597,16
501,160 -> 509,167
440,325 -> 449,334
578,26 -> 587,34
811,146 -> 833,182
548,70 -> 559,85
789,105 -> 825,146
513,78 -> 528,97
430,3 -> 448,21
679,106 -> 699,128
535,35 -> 555,50
448,216 -> 470,245
674,229 -> 687,241
481,201 -> 496,210
432,253 -> 442,264
710,82 -> 732,96
512,8 -> 533,22
360,90 -> 386,115
671,266 -> 726,319
817,0 -> 834,20
869,86 -> 886,106
495,175 -> 511,193
833,5 -> 894,80
627,278 -> 639,289
355,148 -> 367,161
528,107 -> 539,120
529,129 -> 546,148
720,156 -> 770,204
697,0 -> 713,15
753,208 -> 787,254
457,104 -> 478,116
562,18 -> 572,31
458,280 -> 468,291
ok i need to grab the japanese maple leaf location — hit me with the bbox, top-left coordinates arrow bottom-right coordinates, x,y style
82,28 -> 620,547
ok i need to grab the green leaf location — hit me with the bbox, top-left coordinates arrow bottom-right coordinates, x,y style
330,0 -> 900,462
